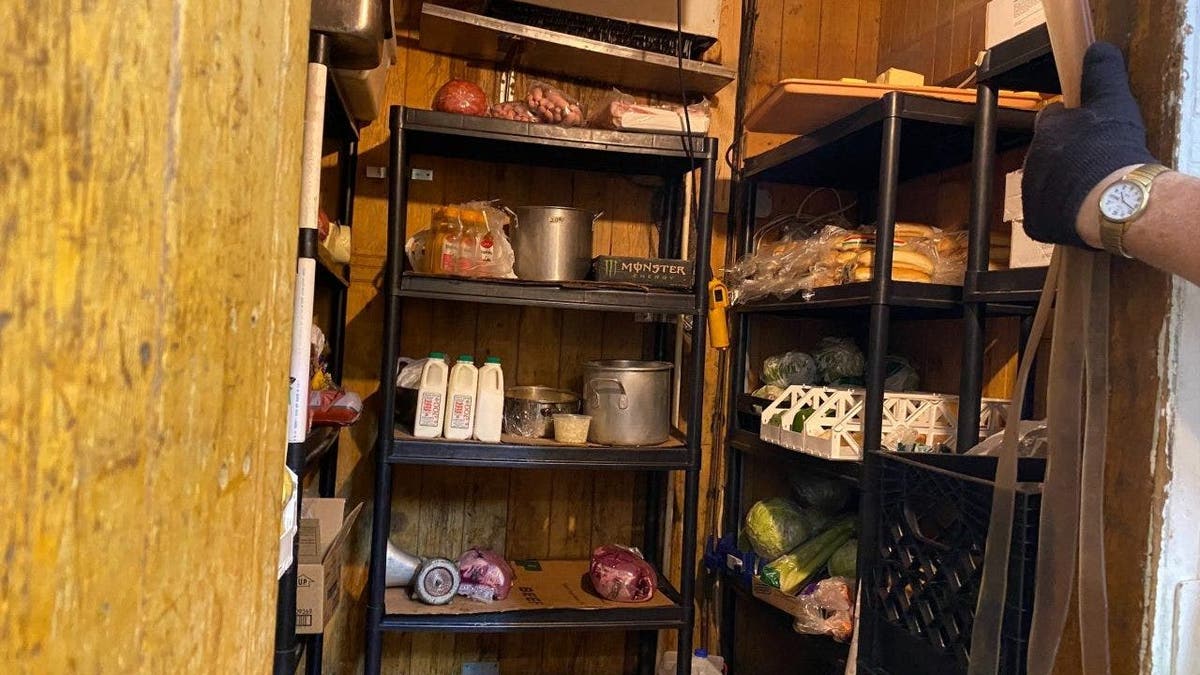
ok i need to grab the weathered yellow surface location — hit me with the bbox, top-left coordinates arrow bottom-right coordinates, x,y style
0,1 -> 309,672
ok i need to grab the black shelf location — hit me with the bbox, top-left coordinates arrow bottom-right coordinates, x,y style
977,25 -> 1061,94
732,281 -> 962,316
965,266 -> 1048,305
380,574 -> 686,633
389,431 -> 692,471
729,429 -> 862,483
742,93 -> 1036,188
397,273 -> 700,314
316,246 -> 350,288
301,427 -> 341,476
394,107 -> 713,175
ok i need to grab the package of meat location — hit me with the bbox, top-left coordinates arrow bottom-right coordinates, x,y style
524,81 -> 586,127
456,548 -> 515,602
588,545 -> 658,603
488,100 -> 539,123
432,79 -> 489,116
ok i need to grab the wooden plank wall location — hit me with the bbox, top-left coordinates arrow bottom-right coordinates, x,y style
0,0 -> 309,672
875,0 -> 988,84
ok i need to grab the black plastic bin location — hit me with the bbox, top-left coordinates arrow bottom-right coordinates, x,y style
860,452 -> 1044,675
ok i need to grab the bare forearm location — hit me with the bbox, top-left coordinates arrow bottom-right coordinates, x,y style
1076,166 -> 1200,285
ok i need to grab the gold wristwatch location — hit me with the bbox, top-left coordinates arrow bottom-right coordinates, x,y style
1098,163 -> 1170,257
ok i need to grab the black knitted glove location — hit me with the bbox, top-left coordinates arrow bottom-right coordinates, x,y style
1021,41 -> 1157,249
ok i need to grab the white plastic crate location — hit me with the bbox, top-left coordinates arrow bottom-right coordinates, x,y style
759,385 -> 1009,461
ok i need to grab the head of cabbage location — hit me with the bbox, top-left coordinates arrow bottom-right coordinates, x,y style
743,497 -> 829,560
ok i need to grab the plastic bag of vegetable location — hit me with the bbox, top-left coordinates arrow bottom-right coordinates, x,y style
813,337 -> 865,383
589,545 -> 657,602
792,576 -> 856,641
744,498 -> 830,560
762,351 -> 818,387
761,515 -> 856,594
883,354 -> 920,391
788,472 -> 851,513
827,538 -> 858,579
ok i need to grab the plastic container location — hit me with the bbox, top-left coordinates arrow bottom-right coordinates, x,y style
431,206 -> 463,274
552,414 -> 591,444
443,355 -> 478,440
473,357 -> 505,443
414,353 -> 449,438
656,649 -> 726,675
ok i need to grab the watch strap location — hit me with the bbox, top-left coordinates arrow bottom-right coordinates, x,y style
1099,163 -> 1170,257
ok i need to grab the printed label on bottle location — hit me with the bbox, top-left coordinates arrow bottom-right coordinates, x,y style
449,394 -> 474,429
479,236 -> 494,264
440,242 -> 459,272
417,392 -> 443,427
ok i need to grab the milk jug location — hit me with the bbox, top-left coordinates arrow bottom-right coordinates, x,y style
443,355 -> 479,440
414,353 -> 449,438
473,356 -> 505,443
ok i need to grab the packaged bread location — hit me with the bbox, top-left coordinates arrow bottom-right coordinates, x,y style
851,266 -> 934,283
854,248 -> 936,276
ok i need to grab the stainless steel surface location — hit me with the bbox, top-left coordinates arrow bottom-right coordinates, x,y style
418,4 -> 735,96
311,0 -> 385,69
583,360 -> 673,445
503,385 -> 581,438
385,540 -> 422,587
510,206 -> 597,281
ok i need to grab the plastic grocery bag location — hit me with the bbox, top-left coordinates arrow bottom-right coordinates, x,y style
813,337 -> 866,383
763,351 -> 818,387
792,577 -> 856,641
788,472 -> 851,513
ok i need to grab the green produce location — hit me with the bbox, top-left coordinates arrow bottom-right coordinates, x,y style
789,406 -> 815,432
813,337 -> 865,383
828,537 -> 858,579
761,516 -> 856,594
788,471 -> 851,512
744,498 -> 830,560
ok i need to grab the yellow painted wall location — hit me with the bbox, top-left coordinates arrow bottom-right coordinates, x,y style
0,0 -> 310,671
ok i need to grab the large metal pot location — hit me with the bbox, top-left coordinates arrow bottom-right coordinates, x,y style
509,206 -> 600,281
583,360 -> 673,446
503,386 -> 580,438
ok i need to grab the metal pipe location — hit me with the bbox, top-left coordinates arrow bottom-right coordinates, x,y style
365,106 -> 408,675
958,83 -> 998,452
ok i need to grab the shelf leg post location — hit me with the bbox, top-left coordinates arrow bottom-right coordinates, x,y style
958,83 -> 999,452
857,110 -> 902,670
365,108 -> 409,675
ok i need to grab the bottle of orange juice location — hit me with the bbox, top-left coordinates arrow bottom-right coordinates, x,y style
431,206 -> 463,275
456,209 -> 481,276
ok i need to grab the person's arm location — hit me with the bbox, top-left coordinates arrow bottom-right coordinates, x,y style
1021,41 -> 1200,286
1074,166 -> 1200,284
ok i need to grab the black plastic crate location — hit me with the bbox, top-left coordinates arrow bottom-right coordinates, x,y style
861,452 -> 1043,675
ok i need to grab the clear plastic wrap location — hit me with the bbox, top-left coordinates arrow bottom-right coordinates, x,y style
589,545 -> 657,603
883,354 -> 920,391
966,420 -> 1049,458
792,577 -> 856,642
456,548 -> 515,602
813,337 -> 866,383
931,230 -> 969,284
750,384 -> 786,400
488,100 -> 539,123
788,472 -> 851,513
849,237 -> 939,284
405,200 -> 516,278
744,498 -> 830,560
762,351 -> 819,387
588,88 -> 711,134
726,224 -> 851,305
525,81 -> 586,126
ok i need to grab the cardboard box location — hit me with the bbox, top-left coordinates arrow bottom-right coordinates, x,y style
592,256 -> 695,289
751,578 -> 803,617
296,498 -> 362,634
986,0 -> 1046,48
1002,170 -> 1052,268
875,68 -> 925,87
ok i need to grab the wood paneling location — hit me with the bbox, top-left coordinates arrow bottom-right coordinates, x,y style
874,0 -> 987,84
0,0 -> 308,671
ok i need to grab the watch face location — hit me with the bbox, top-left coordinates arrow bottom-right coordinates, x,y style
1100,180 -> 1147,221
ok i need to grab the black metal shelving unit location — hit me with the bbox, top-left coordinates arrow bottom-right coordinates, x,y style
363,105 -> 718,675
717,90 -> 1041,673
273,31 -> 360,675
